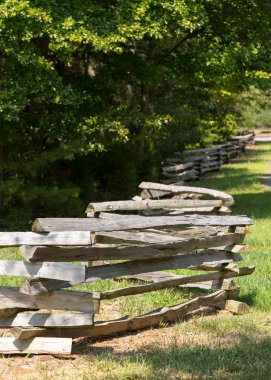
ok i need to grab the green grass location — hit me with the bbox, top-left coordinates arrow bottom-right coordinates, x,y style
196,143 -> 271,311
2,144 -> 270,314
1,143 -> 271,379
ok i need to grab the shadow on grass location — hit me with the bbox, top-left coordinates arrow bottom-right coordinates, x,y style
197,167 -> 261,193
232,192 -> 271,219
80,335 -> 271,380
196,146 -> 271,190
238,289 -> 258,306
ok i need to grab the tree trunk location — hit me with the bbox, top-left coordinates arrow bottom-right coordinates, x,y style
139,82 -> 148,166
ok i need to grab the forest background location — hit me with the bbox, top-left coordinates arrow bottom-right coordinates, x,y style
1,0 -> 271,230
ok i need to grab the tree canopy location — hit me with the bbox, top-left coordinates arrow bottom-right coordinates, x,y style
1,0 -> 271,229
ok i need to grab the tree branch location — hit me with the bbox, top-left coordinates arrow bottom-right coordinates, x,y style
157,27 -> 205,65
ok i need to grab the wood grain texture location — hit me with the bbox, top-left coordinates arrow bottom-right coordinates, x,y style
32,214 -> 251,233
183,146 -> 221,155
0,337 -> 72,354
101,266 -> 254,299
0,231 -> 91,247
162,162 -> 194,173
0,311 -> 94,328
94,226 -> 230,245
85,199 -> 222,213
225,299 -> 250,314
138,182 -> 234,206
11,327 -> 46,340
162,169 -> 198,180
22,250 -> 242,294
120,271 -> 229,290
0,286 -> 100,312
10,289 -> 239,339
19,233 -> 245,262
0,260 -> 86,282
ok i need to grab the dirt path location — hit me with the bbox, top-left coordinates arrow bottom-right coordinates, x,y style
262,171 -> 271,188
255,131 -> 271,142
256,132 -> 271,188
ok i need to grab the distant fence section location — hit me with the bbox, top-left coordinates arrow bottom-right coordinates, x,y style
0,182 -> 254,354
162,131 -> 255,183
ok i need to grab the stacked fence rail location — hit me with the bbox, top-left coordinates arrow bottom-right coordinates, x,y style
0,183 -> 253,354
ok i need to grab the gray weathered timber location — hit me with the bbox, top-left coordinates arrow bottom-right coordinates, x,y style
167,207 -> 216,215
85,199 -> 222,213
32,214 -> 251,233
0,307 -> 33,318
140,183 -> 185,200
94,230 -> 184,245
138,182 -> 234,206
0,311 -> 94,328
119,271 -> 232,290
225,299 -> 250,314
101,267 -> 254,299
11,327 -> 46,340
94,226 -> 231,245
10,289 -> 239,339
0,231 -> 91,247
231,133 -> 254,142
20,233 -> 245,262
162,162 -> 194,173
0,287 -> 100,312
76,251 -> 243,282
88,208 -> 220,217
22,251 -> 242,294
0,337 -> 72,354
86,212 -> 129,219
0,261 -> 86,282
162,169 -> 198,180
183,146 -> 221,155
183,154 -> 213,162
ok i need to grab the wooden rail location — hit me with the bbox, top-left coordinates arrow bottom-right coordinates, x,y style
161,131 -> 255,184
0,185 -> 253,354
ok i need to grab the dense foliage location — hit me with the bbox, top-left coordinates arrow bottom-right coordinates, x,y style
1,0 -> 271,229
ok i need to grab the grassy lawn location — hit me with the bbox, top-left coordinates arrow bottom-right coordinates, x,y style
0,143 -> 271,379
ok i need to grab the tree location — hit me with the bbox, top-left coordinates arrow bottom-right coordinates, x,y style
0,0 -> 270,228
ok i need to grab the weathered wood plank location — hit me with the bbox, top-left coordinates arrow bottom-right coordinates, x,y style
22,251 -> 242,294
0,337 -> 72,354
94,226 -> 231,245
32,214 -> 251,233
0,311 -> 94,328
0,287 -> 100,312
0,261 -> 86,282
138,182 -> 234,206
183,146 -> 221,155
162,169 -> 198,180
166,207 -> 217,215
231,133 -> 254,142
141,180 -> 187,199
11,327 -> 46,340
0,307 -> 34,318
20,233 -> 245,262
0,231 -> 91,247
94,230 -> 185,245
86,212 -> 130,219
225,299 -> 250,314
120,271 -> 230,290
10,289 -> 239,339
86,199 -> 222,213
162,162 -> 194,173
101,266 -> 254,299
89,207 -> 218,217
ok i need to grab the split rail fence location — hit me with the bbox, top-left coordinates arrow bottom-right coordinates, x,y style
162,131 -> 255,183
0,183 -> 253,354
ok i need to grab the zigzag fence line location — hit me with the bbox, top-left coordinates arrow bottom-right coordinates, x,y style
162,131 -> 255,184
0,181 -> 253,354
